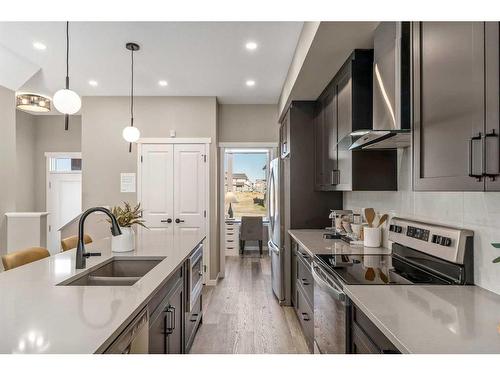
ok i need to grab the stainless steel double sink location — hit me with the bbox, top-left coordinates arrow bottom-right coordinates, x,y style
58,257 -> 165,286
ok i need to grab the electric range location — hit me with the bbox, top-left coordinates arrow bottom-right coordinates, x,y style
312,217 -> 474,354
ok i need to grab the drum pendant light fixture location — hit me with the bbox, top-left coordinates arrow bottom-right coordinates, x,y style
122,42 -> 141,152
53,21 -> 81,130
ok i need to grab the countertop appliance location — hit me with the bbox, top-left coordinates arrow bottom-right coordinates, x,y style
312,217 -> 474,354
104,307 -> 149,354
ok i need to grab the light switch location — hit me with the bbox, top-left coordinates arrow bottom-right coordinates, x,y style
170,130 -> 176,137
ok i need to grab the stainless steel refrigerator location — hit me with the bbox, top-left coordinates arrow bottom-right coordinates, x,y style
267,157 -> 283,302
268,102 -> 343,306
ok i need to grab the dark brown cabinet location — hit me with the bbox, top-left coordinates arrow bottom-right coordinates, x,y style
279,109 -> 291,159
413,22 -> 500,191
148,272 -> 184,354
314,50 -> 397,191
349,305 -> 400,354
291,240 -> 314,353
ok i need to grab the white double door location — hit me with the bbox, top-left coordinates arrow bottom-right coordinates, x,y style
139,143 -> 207,259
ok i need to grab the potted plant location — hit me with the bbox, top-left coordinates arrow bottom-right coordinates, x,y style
108,202 -> 148,252
492,243 -> 500,264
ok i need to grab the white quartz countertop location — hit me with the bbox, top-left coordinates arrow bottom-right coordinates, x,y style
345,285 -> 500,353
0,230 -> 204,354
288,229 -> 391,256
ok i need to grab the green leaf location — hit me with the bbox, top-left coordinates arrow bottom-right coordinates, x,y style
493,256 -> 500,263
491,243 -> 500,249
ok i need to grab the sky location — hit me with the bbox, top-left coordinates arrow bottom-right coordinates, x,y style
232,153 -> 267,182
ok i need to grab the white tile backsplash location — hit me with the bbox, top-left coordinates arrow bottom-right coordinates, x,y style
344,148 -> 500,295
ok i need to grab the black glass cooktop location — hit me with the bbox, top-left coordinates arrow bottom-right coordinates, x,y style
314,252 -> 452,286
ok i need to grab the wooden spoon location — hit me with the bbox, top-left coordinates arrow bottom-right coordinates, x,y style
364,208 -> 376,228
377,214 -> 389,228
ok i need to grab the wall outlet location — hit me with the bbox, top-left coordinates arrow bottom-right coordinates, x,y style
170,130 -> 176,137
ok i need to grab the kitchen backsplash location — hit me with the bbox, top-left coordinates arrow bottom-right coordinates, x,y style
344,148 -> 500,295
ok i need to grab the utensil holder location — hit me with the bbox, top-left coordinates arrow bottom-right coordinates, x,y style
363,226 -> 382,248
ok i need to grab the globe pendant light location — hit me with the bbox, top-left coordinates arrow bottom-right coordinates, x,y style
53,21 -> 81,130
122,42 -> 141,152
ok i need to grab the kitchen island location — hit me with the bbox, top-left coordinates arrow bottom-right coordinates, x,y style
0,230 -> 205,354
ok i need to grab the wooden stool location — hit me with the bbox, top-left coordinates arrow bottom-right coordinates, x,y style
61,234 -> 93,252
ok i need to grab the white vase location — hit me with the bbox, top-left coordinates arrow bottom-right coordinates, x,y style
112,226 -> 135,252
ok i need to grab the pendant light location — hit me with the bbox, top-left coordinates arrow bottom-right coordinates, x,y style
122,42 -> 141,152
53,21 -> 81,130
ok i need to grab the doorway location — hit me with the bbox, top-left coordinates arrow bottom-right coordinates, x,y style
45,152 -> 82,254
218,143 -> 277,277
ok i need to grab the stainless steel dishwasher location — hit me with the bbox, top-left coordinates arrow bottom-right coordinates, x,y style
104,308 -> 149,354
311,260 -> 350,354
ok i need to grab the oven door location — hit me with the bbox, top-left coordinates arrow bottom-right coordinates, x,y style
312,261 -> 350,354
187,243 -> 203,313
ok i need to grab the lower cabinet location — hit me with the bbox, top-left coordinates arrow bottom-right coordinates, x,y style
147,244 -> 204,354
149,270 -> 184,354
349,304 -> 400,354
291,239 -> 314,352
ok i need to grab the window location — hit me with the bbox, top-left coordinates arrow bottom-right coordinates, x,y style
224,148 -> 270,219
49,157 -> 82,172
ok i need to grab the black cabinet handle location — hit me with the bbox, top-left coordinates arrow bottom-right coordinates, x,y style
468,133 -> 482,181
164,305 -> 175,334
161,218 -> 172,223
301,278 -> 310,286
190,313 -> 199,322
483,129 -> 499,180
301,312 -> 311,321
175,218 -> 185,224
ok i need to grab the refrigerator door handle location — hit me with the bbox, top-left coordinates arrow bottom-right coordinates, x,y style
268,240 -> 280,255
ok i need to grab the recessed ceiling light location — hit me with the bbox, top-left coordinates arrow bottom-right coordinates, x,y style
88,80 -> 98,87
245,41 -> 258,51
246,80 -> 256,87
33,42 -> 46,50
158,80 -> 168,87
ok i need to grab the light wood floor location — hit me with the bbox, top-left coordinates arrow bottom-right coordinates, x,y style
189,252 -> 310,354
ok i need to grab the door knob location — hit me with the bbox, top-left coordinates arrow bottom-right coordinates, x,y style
161,218 -> 172,223
175,218 -> 185,224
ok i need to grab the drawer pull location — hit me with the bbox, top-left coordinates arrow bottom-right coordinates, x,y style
301,278 -> 310,286
301,312 -> 311,321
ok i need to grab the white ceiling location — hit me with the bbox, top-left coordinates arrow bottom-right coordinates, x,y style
0,22 -> 303,105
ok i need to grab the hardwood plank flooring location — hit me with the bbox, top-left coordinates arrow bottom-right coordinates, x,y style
189,252 -> 310,354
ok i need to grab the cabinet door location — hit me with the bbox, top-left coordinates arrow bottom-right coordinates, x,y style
166,282 -> 184,354
335,70 -> 353,191
149,309 -> 167,354
280,110 -> 291,158
323,88 -> 339,187
314,100 -> 326,189
485,22 -> 500,191
413,22 -> 485,191
351,324 -> 380,354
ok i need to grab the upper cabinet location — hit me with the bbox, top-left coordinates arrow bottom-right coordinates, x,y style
279,109 -> 291,159
413,22 -> 500,191
314,50 -> 398,191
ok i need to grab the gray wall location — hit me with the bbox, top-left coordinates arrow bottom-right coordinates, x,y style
344,148 -> 500,295
15,111 -> 36,211
218,104 -> 279,142
81,96 -> 220,279
0,85 -> 16,254
33,115 -> 82,211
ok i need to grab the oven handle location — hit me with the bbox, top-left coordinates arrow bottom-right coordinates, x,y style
311,262 -> 346,302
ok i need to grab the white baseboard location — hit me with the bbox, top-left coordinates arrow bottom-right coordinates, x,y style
205,272 -> 220,286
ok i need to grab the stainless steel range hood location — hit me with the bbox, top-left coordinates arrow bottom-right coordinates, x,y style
342,22 -> 411,151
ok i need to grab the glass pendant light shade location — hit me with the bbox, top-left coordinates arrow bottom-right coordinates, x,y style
53,88 -> 81,114
122,125 -> 141,142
